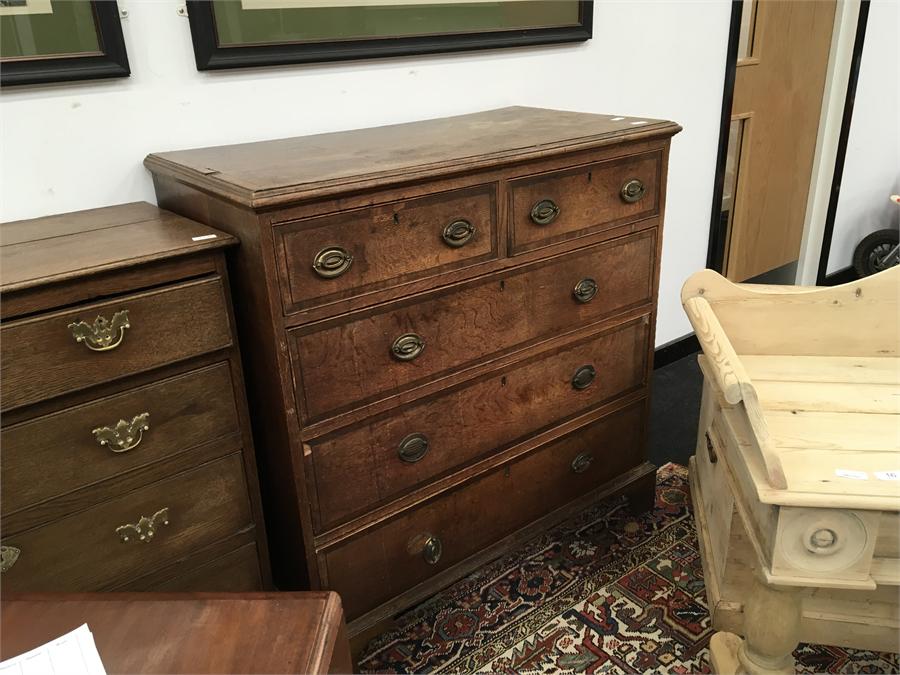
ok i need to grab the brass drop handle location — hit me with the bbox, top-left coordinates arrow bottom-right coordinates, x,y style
68,310 -> 130,352
620,178 -> 646,204
0,545 -> 20,573
422,535 -> 442,565
391,333 -> 425,361
398,433 -> 429,463
571,452 -> 594,474
573,278 -> 598,303
313,246 -> 353,279
530,199 -> 560,225
116,507 -> 169,544
571,365 -> 596,390
442,219 -> 476,248
93,413 -> 150,453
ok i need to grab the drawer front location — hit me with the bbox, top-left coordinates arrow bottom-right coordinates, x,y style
1,277 -> 232,412
510,151 -> 660,254
276,185 -> 497,313
0,453 -> 252,592
125,543 -> 263,592
294,229 -> 655,422
1,363 -> 239,523
324,401 -> 645,619
310,317 -> 650,530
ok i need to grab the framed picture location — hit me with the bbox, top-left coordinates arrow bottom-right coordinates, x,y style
187,0 -> 592,71
0,0 -> 129,87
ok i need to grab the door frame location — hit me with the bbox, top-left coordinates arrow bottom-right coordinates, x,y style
705,0 -> 870,284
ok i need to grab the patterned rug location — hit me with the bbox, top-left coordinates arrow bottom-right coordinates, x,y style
359,463 -> 899,674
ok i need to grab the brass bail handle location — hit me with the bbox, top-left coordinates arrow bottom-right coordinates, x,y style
68,310 -> 130,352
391,333 -> 425,361
620,178 -> 646,204
313,246 -> 353,279
442,219 -> 476,248
530,199 -> 560,225
93,412 -> 150,453
398,433 -> 429,463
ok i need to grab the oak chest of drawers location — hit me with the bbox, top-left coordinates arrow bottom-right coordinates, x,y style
0,203 -> 270,592
145,107 -> 681,632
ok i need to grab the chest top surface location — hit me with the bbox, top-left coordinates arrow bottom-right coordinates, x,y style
144,106 -> 681,208
0,202 -> 234,294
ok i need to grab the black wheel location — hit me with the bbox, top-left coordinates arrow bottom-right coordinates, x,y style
852,229 -> 900,277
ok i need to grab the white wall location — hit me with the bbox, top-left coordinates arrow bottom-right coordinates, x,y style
0,0 -> 731,346
826,0 -> 900,274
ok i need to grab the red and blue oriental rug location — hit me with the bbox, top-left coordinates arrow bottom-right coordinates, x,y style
359,463 -> 898,673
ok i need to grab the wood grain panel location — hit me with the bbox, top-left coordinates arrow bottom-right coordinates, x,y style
1,362 -> 238,519
276,183 -> 498,313
1,278 -> 232,412
510,150 -> 660,254
325,401 -> 645,619
293,229 -> 655,422
309,316 -> 650,530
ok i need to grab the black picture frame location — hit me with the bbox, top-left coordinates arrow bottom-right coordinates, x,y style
1,0 -> 130,87
186,0 -> 593,72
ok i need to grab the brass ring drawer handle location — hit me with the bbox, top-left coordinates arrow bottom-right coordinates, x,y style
571,452 -> 594,474
398,432 -> 429,463
571,365 -> 596,390
68,310 -> 130,352
530,199 -> 560,225
391,333 -> 425,361
313,246 -> 354,279
442,219 -> 476,248
573,278 -> 598,303
620,178 -> 646,204
116,507 -> 169,544
93,413 -> 150,453
0,545 -> 20,573
422,535 -> 442,565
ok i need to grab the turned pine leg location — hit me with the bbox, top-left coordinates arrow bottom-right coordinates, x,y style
709,574 -> 802,675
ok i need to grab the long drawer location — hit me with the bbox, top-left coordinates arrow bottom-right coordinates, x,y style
0,453 -> 252,592
123,543 -> 263,592
1,277 -> 232,411
293,229 -> 656,422
309,316 -> 650,531
275,184 -> 498,313
1,362 -> 239,523
323,401 -> 645,619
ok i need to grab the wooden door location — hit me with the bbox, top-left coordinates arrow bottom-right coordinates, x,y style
723,0 -> 836,281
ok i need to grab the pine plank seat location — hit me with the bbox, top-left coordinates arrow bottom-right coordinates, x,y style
681,267 -> 900,675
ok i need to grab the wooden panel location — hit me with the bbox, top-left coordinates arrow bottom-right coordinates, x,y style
0,454 -> 252,592
725,0 -> 836,280
743,355 -> 900,385
1,362 -> 239,520
0,203 -> 234,293
144,107 -> 680,208
141,544 -> 263,592
755,380 -> 900,414
1,277 -> 233,412
324,402 -> 645,619
309,316 -> 650,530
766,410 -> 900,453
509,150 -> 660,254
0,592 -> 350,675
275,183 -> 498,313
293,229 -> 655,422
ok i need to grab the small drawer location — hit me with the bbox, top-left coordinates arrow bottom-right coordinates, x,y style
309,317 -> 650,531
0,453 -> 252,592
275,185 -> 498,313
1,362 -> 239,525
0,277 -> 232,412
323,401 -> 645,619
293,229 -> 656,422
509,150 -> 661,254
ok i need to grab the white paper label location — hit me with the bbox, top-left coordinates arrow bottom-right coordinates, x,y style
835,469 -> 868,480
191,234 -> 218,242
875,471 -> 900,481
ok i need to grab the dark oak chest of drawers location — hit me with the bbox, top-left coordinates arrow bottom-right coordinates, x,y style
0,203 -> 269,592
145,107 -> 681,632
